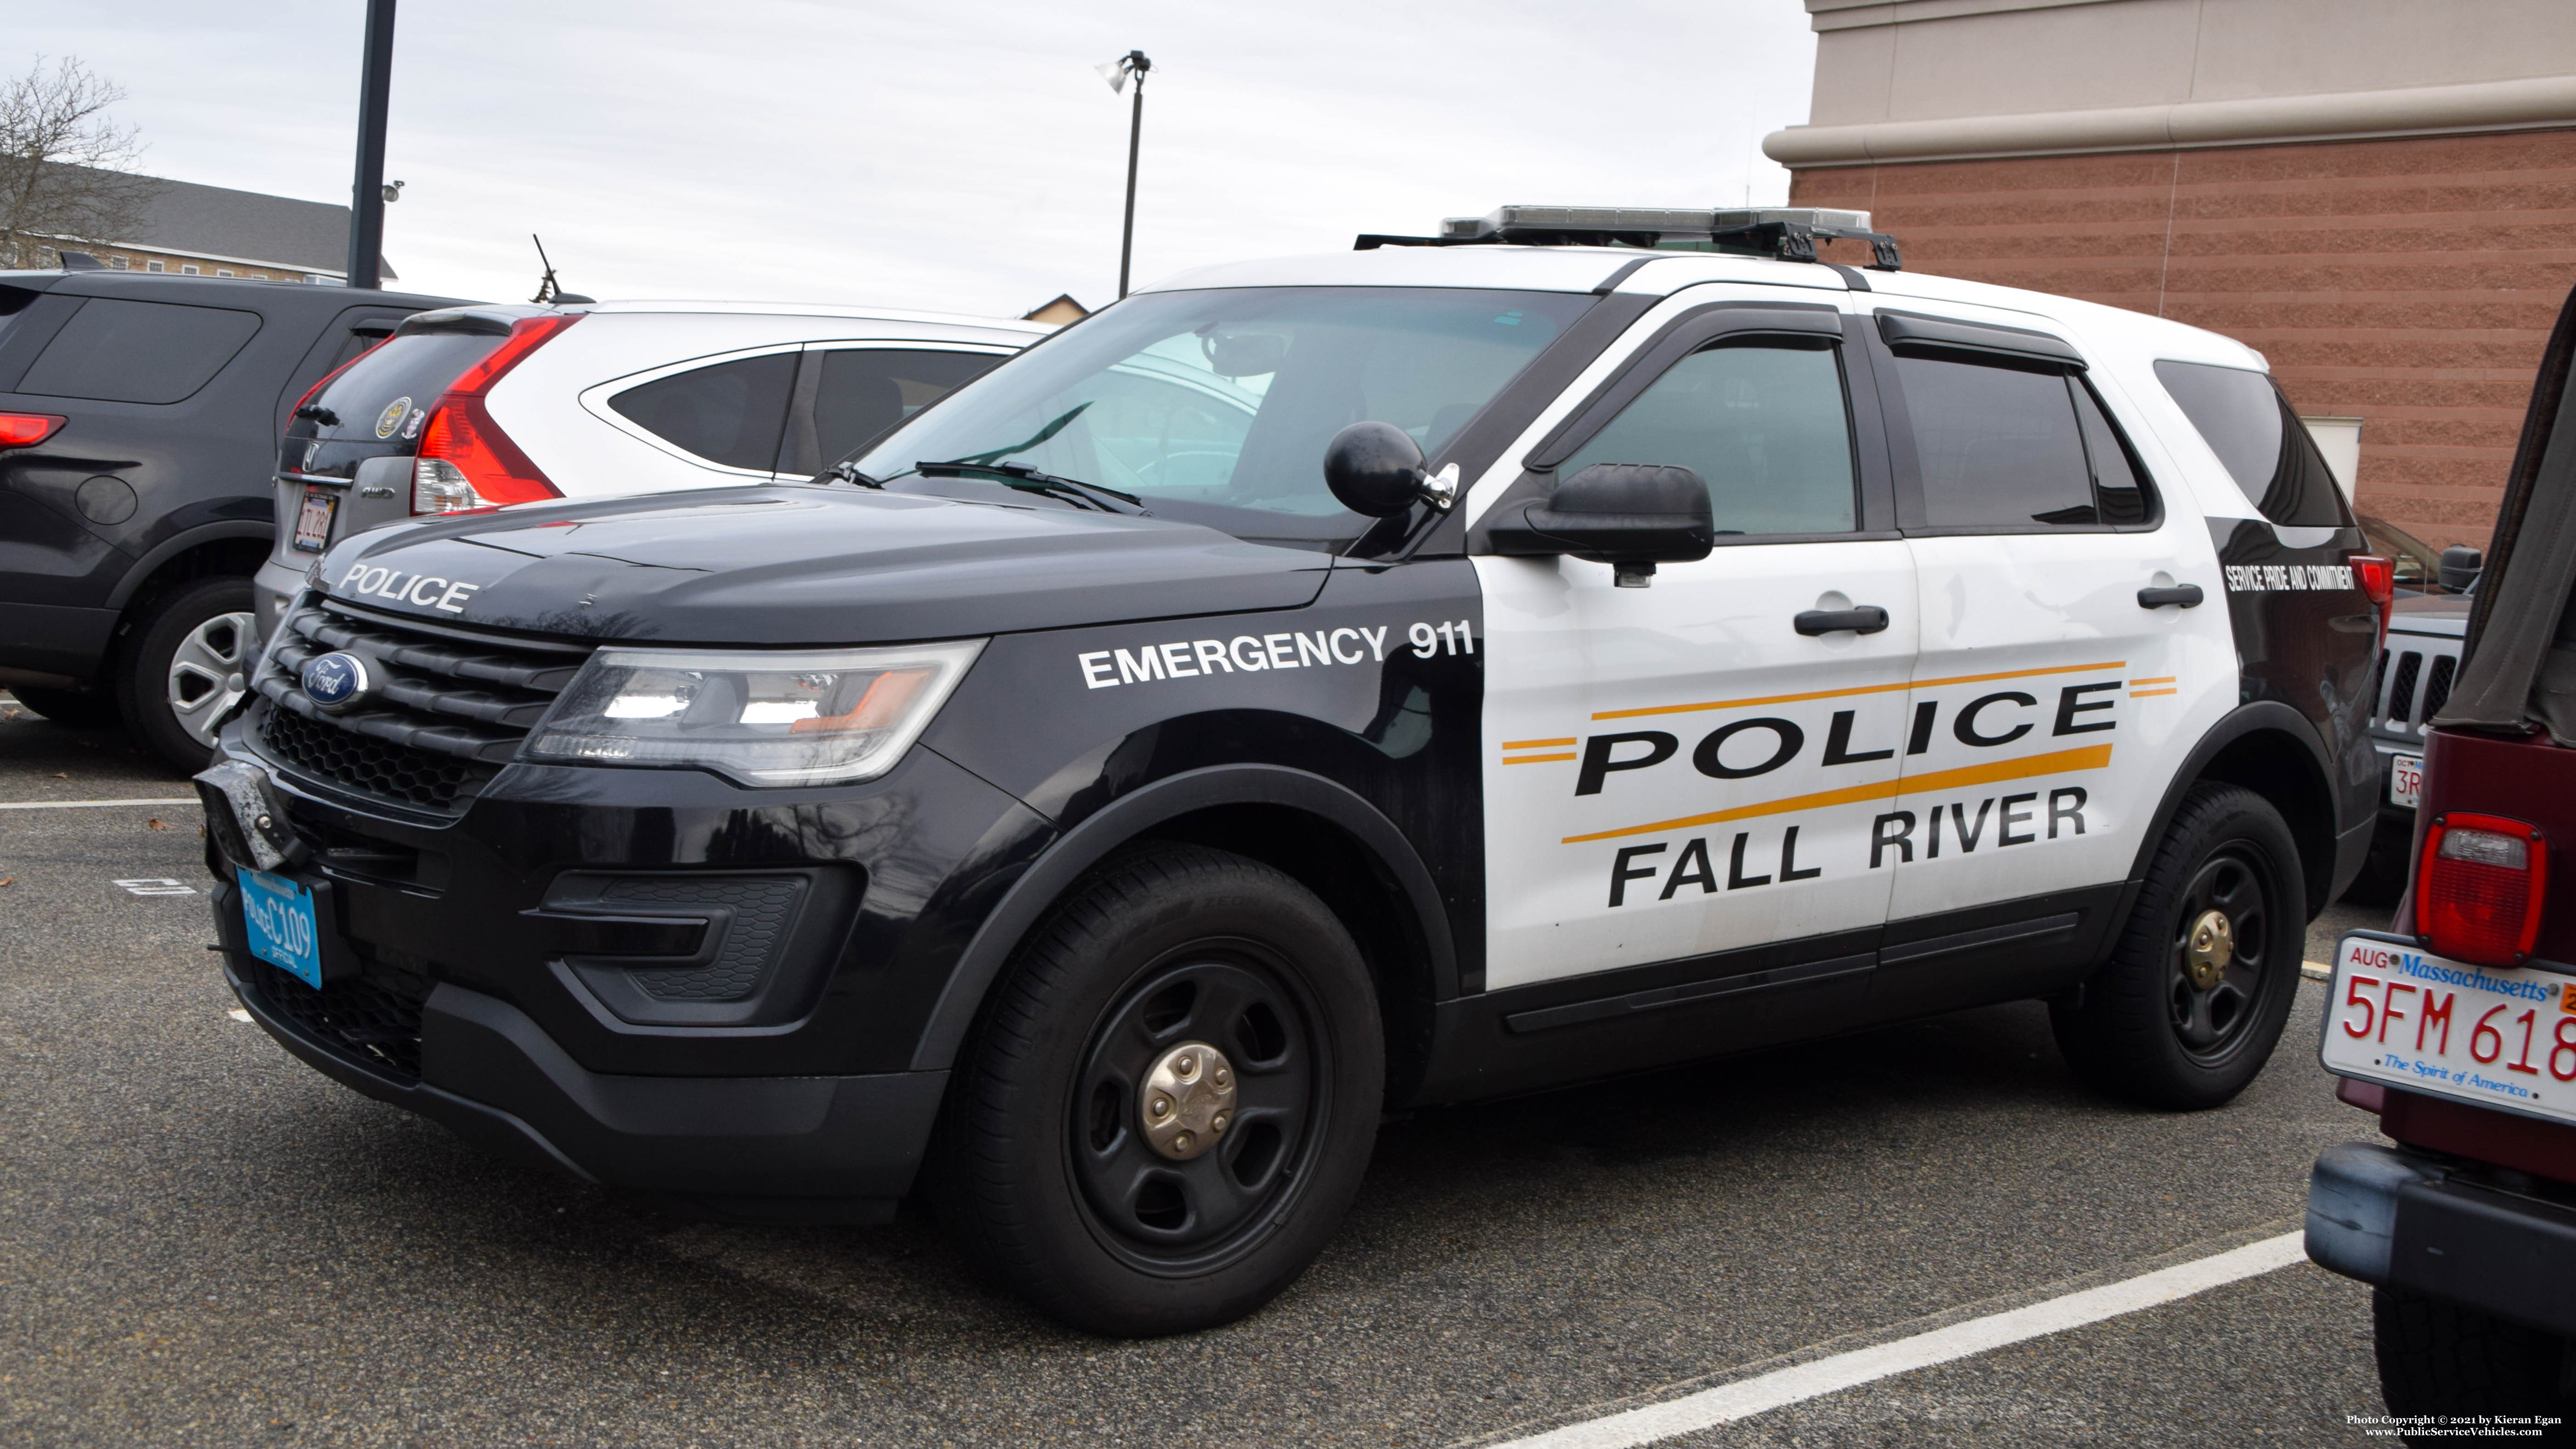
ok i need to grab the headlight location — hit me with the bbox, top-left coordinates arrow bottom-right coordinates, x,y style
523,640 -> 985,787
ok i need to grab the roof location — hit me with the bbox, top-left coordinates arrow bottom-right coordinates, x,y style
48,164 -> 394,279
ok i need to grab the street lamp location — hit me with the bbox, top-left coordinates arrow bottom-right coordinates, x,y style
1096,50 -> 1151,299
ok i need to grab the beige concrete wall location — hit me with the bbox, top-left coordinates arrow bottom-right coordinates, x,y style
1808,0 -> 2576,127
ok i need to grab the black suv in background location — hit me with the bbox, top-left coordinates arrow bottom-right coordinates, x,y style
0,269 -> 465,771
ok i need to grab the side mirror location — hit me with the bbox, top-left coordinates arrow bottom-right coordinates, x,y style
1488,463 -> 1715,587
2439,544 -> 2484,593
1323,421 -> 1432,518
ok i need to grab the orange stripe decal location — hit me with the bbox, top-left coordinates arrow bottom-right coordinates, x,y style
1591,661 -> 2128,722
2130,688 -> 2177,697
2128,677 -> 2176,686
1559,744 -> 2115,844
1502,738 -> 1578,750
1503,753 -> 1578,764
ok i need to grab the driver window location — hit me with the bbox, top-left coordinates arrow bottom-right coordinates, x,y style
1556,338 -> 1858,536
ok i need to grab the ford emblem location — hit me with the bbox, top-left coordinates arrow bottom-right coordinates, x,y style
299,651 -> 373,711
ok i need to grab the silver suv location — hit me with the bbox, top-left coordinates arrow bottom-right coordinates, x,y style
254,299 -> 1050,646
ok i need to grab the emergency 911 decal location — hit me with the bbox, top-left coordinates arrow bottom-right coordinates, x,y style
1076,619 -> 1473,689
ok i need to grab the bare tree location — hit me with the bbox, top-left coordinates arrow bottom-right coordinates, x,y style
0,55 -> 154,269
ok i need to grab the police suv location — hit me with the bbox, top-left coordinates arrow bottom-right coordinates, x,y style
199,207 -> 2387,1335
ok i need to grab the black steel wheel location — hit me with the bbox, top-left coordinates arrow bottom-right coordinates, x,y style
935,844 -> 1383,1336
1070,952 -> 1322,1273
2052,782 -> 2305,1109
2166,848 -> 2274,1062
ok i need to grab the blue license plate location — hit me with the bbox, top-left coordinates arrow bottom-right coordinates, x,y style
237,868 -> 322,988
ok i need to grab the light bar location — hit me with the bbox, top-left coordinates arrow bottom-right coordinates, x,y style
1439,206 -> 1877,242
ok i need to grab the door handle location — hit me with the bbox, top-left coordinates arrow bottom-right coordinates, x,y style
1794,606 -> 1890,636
2137,584 -> 2204,609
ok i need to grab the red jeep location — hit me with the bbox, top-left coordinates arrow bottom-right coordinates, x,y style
2309,282 -> 2576,1429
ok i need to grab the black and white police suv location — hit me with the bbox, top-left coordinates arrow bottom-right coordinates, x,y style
198,206 -> 2390,1334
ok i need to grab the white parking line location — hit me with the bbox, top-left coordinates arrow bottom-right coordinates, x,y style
0,797 -> 197,811
1489,1232 -> 2308,1449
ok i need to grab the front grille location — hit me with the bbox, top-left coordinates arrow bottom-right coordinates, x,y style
245,960 -> 426,1081
2421,654 -> 2457,722
2370,638 -> 2463,740
601,874 -> 807,1001
263,705 -> 475,809
249,598 -> 592,814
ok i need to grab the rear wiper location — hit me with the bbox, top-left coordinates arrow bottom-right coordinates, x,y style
914,460 -> 1150,516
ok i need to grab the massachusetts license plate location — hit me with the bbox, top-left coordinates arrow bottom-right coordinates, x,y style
292,486 -> 337,553
2389,753 -> 2424,809
237,868 -> 322,988
2322,930 -> 2576,1126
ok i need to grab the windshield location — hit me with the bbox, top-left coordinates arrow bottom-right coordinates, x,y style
854,286 -> 1590,546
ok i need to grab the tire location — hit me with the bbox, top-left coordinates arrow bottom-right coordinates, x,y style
935,844 -> 1384,1336
2375,1286 -> 2576,1437
2050,782 -> 2305,1110
7,685 -> 121,729
116,576 -> 258,775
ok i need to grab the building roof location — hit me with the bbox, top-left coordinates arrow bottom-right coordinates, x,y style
53,164 -> 394,279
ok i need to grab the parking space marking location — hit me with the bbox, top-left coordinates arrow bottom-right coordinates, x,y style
0,797 -> 197,810
113,878 -> 198,897
1490,1232 -> 2307,1449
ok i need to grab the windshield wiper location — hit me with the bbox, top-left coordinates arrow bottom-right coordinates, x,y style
816,460 -> 884,488
915,460 -> 1149,516
949,402 -> 1093,467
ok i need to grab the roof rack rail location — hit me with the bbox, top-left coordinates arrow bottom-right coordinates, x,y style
1355,205 -> 1902,271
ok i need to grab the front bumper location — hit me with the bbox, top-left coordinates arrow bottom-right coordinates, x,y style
214,874 -> 945,1222
2306,1140 -> 2576,1337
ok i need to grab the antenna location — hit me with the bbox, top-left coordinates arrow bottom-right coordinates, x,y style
530,233 -> 560,304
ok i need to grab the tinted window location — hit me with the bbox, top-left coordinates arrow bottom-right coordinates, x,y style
2072,381 -> 2151,526
1558,340 -> 1856,536
19,297 -> 260,404
856,287 -> 1589,541
610,352 -> 798,471
298,330 -> 507,445
2153,359 -> 2347,528
1895,355 -> 2096,529
797,348 -> 1005,474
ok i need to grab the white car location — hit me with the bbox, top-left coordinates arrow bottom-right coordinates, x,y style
254,300 -> 1051,641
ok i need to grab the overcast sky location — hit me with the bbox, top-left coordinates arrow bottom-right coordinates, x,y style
24,0 -> 1817,317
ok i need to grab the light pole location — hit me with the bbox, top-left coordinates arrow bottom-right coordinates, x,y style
1097,50 -> 1151,299
346,0 -> 396,290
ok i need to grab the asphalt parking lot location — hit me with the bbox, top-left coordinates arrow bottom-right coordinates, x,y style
1,692 -> 2399,1448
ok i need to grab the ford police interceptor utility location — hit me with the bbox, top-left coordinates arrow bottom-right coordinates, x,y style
197,207 -> 2389,1335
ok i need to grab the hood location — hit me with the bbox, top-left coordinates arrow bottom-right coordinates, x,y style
311,486 -> 1330,644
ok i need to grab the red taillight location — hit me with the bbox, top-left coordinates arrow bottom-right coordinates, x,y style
0,412 -> 66,450
2351,553 -> 2396,636
411,314 -> 580,514
2418,811 -> 2548,966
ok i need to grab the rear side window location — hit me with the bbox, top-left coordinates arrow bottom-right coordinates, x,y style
303,330 -> 508,444
609,352 -> 798,472
802,348 -> 1005,473
18,298 -> 260,404
1556,339 -> 1857,536
1893,354 -> 2100,529
2153,360 -> 2347,528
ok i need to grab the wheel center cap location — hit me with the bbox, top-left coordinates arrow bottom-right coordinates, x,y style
2186,908 -> 2234,989
1140,1041 -> 1237,1161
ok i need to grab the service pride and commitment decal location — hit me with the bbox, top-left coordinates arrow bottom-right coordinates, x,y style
2223,563 -> 2355,592
1076,620 -> 1473,690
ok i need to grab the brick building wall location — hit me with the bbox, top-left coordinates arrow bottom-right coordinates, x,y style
1780,44 -> 2576,552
